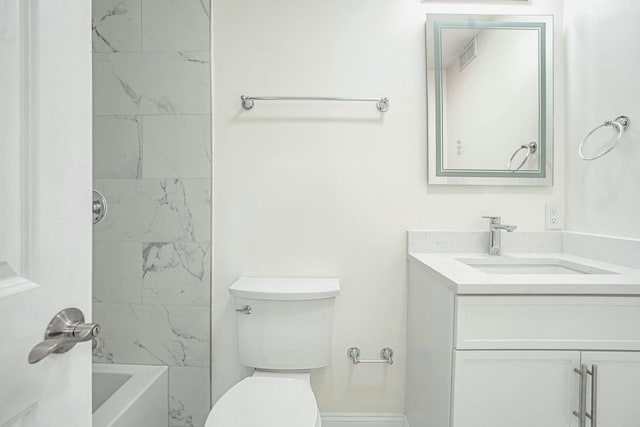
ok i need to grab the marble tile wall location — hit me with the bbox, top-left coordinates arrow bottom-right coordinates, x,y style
92,1 -> 211,426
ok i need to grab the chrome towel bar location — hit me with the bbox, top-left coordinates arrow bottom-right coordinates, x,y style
347,346 -> 394,365
240,95 -> 390,112
579,115 -> 630,160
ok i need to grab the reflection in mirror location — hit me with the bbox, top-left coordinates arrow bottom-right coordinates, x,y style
426,15 -> 553,185
441,27 -> 539,171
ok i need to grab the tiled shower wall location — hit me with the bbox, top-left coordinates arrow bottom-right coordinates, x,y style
91,1 -> 211,426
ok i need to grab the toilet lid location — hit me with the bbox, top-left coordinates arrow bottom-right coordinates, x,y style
205,377 -> 319,427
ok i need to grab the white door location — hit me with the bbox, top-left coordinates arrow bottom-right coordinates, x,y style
582,352 -> 640,427
0,0 -> 92,426
452,350 -> 581,427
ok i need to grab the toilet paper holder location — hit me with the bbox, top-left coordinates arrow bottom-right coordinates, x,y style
347,346 -> 394,365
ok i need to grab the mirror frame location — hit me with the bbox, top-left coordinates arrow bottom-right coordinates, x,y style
426,14 -> 554,186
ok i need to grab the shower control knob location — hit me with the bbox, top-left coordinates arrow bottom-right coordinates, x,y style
93,189 -> 108,225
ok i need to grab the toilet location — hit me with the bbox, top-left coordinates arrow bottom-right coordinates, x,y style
205,277 -> 340,427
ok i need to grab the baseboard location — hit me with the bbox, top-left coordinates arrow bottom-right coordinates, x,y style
320,413 -> 408,427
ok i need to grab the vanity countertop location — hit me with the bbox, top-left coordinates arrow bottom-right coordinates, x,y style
409,252 -> 640,295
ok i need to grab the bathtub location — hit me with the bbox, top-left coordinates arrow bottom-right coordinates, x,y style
93,363 -> 168,427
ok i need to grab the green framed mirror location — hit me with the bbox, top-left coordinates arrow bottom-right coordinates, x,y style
426,14 -> 553,185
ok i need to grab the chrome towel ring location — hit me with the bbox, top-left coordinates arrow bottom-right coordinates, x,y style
508,141 -> 537,172
579,115 -> 630,161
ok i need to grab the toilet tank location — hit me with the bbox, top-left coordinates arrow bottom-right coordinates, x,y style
229,277 -> 340,370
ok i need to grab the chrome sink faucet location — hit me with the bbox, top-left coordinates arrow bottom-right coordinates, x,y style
482,216 -> 517,256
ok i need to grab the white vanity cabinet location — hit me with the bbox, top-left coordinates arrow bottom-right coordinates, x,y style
452,351 -> 580,427
405,256 -> 640,427
579,352 -> 640,427
451,350 -> 640,427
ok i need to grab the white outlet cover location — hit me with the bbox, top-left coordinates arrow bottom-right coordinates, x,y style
545,204 -> 563,230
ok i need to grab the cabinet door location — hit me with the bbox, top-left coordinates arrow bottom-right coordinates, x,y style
582,352 -> 640,427
452,351 -> 580,427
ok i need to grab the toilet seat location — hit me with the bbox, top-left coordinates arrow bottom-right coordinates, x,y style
205,377 -> 320,427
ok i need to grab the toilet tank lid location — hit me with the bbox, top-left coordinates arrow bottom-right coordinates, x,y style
229,277 -> 340,300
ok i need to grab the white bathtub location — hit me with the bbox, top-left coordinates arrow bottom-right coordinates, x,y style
93,363 -> 168,427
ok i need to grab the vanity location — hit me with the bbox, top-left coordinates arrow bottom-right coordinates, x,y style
411,8 -> 639,425
406,250 -> 640,427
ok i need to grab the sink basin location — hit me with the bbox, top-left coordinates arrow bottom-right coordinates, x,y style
457,257 -> 615,275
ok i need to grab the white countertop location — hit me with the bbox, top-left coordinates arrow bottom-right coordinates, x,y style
409,252 -> 640,295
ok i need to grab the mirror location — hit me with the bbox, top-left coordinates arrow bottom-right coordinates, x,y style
426,15 -> 553,185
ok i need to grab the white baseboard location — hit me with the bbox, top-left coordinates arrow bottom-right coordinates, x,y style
320,413 -> 408,427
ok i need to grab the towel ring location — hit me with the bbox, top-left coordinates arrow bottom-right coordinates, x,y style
507,141 -> 537,172
579,115 -> 630,161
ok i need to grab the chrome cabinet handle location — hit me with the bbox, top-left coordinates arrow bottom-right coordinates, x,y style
28,308 -> 100,364
588,364 -> 598,427
235,305 -> 252,314
573,364 -> 588,427
572,363 -> 599,427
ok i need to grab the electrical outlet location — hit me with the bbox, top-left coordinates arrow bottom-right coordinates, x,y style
545,204 -> 563,230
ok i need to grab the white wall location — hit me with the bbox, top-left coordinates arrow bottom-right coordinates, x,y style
212,0 -> 564,413
564,0 -> 640,238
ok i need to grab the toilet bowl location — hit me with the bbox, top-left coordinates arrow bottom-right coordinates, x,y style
204,277 -> 340,427
205,372 -> 320,427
